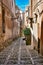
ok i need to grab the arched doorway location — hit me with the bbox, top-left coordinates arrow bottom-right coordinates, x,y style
40,14 -> 43,55
2,4 -> 5,33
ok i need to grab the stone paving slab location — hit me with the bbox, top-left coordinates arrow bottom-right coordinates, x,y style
0,38 -> 43,65
28,49 -> 43,65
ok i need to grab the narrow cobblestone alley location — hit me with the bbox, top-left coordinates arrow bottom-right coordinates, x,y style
0,38 -> 43,65
0,0 -> 43,65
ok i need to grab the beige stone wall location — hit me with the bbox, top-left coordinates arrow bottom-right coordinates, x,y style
32,0 -> 43,53
33,0 -> 43,40
0,0 -> 20,43
2,0 -> 15,16
28,0 -> 43,51
4,11 -> 12,40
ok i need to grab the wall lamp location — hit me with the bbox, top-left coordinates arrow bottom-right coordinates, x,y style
28,17 -> 33,28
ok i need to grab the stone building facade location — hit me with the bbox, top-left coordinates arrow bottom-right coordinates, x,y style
30,0 -> 43,55
24,0 -> 43,55
0,0 -> 21,50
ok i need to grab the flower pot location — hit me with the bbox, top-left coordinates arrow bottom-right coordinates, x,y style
23,28 -> 31,45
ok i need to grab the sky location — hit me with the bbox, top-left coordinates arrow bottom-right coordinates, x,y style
15,0 -> 30,12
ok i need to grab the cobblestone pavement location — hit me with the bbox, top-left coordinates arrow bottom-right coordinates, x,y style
0,38 -> 43,65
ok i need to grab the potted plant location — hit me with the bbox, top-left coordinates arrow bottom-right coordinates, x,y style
23,28 -> 31,45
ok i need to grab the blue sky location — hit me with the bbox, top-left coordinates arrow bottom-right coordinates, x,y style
15,0 -> 30,12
